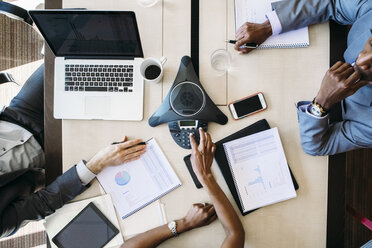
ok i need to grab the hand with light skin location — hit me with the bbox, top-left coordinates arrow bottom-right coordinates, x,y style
234,20 -> 272,54
86,136 -> 147,174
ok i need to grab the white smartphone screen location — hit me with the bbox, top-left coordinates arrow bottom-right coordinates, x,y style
233,95 -> 264,117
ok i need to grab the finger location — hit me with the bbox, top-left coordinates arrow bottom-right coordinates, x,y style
122,155 -> 141,164
122,149 -> 146,160
190,133 -> 198,151
211,144 -> 216,155
235,23 -> 248,38
206,214 -> 218,225
355,51 -> 372,66
334,62 -> 352,74
339,66 -> 355,79
352,80 -> 369,91
234,37 -> 250,50
122,136 -> 127,142
345,70 -> 361,86
206,205 -> 216,217
193,203 -> 204,208
203,203 -> 214,211
329,61 -> 344,71
199,128 -> 206,149
118,139 -> 143,150
206,133 -> 213,151
123,144 -> 147,155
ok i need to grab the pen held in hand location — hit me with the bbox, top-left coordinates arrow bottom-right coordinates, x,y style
111,141 -> 146,150
225,39 -> 258,48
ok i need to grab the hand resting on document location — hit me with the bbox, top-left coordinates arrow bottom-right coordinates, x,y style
86,136 -> 147,174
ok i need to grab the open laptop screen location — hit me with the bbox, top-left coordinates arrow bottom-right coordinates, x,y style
29,11 -> 144,57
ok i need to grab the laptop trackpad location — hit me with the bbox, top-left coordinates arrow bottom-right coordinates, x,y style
85,96 -> 110,118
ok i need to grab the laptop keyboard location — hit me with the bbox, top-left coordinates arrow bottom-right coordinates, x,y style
64,64 -> 134,92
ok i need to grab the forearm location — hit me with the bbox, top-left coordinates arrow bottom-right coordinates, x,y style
121,219 -> 189,248
0,166 -> 87,237
272,0 -> 337,33
202,176 -> 245,245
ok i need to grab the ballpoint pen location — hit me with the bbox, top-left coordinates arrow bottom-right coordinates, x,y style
111,140 -> 147,149
225,40 -> 258,48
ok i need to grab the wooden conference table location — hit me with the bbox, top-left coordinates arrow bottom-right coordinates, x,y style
45,0 -> 330,247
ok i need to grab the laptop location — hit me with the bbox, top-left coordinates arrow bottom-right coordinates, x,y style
29,10 -> 144,120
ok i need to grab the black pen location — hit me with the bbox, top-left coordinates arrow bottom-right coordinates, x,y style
111,141 -> 146,149
225,40 -> 258,48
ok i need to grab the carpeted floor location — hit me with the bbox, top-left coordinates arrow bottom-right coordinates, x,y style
0,14 -> 44,71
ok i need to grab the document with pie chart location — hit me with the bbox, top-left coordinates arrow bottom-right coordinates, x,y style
97,138 -> 181,219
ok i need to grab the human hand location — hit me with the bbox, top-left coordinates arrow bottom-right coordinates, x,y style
189,129 -> 216,185
234,20 -> 272,54
177,203 -> 217,233
86,137 -> 146,174
354,35 -> 372,81
314,61 -> 370,110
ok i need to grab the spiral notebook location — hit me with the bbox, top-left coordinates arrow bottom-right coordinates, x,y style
222,127 -> 296,213
234,0 -> 309,49
97,138 -> 181,219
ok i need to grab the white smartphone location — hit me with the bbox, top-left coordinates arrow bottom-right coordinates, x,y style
229,92 -> 267,120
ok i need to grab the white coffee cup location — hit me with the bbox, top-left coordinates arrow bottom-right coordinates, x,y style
140,57 -> 167,83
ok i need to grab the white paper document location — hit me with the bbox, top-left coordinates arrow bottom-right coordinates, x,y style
223,128 -> 296,212
97,138 -> 181,219
234,0 -> 309,48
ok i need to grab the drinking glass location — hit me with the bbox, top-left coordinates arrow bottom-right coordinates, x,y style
136,0 -> 159,8
210,49 -> 232,76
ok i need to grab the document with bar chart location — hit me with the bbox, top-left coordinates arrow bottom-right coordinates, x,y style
223,128 -> 296,212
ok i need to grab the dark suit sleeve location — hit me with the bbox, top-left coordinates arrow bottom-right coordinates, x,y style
0,166 -> 88,237
272,0 -> 369,33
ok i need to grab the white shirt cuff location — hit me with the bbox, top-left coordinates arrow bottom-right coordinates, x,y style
76,160 -> 96,185
299,103 -> 328,119
266,10 -> 282,35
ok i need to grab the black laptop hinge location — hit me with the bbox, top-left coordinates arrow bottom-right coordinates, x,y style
64,56 -> 135,60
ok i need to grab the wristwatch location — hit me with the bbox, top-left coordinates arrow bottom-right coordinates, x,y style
168,221 -> 178,237
310,99 -> 328,117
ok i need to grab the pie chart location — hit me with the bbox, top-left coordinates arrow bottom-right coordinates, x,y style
115,171 -> 131,186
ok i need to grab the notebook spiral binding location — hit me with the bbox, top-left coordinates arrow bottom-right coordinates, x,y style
222,144 -> 246,212
258,43 -> 309,49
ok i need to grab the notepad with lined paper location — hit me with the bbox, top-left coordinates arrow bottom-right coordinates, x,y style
234,0 -> 309,49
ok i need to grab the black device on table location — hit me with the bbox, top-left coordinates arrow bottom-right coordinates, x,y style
52,202 -> 119,248
168,120 -> 207,149
148,56 -> 227,149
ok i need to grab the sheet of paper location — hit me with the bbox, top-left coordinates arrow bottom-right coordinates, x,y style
223,128 -> 296,212
235,0 -> 309,48
44,194 -> 123,248
97,138 -> 181,219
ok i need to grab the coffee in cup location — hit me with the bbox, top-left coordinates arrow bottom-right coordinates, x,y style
140,57 -> 167,83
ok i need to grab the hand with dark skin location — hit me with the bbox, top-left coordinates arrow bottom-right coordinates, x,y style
86,136 -> 147,174
190,129 -> 245,248
234,20 -> 272,54
314,36 -> 372,111
121,203 -> 217,248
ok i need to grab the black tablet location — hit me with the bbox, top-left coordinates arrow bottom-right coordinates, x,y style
52,202 -> 119,248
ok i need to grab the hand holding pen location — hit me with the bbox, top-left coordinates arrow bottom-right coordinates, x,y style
86,137 -> 147,174
232,20 -> 273,54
